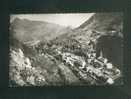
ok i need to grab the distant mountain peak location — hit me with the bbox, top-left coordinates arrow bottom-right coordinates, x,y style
10,17 -> 72,43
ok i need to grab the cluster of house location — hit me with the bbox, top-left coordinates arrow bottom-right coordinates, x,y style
57,49 -> 121,85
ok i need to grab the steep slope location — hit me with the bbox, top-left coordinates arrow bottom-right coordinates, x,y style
53,12 -> 123,47
78,12 -> 123,32
9,35 -> 81,86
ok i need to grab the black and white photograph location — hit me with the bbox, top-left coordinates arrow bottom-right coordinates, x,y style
9,12 -> 123,86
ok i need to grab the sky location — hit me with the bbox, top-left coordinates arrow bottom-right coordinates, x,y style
10,13 -> 94,28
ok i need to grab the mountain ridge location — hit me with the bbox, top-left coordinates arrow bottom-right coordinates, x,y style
10,17 -> 73,43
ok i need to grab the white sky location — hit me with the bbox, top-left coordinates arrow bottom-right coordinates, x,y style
10,13 -> 94,28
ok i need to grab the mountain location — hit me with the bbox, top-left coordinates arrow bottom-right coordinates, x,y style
10,18 -> 72,43
78,12 -> 123,32
53,12 -> 123,46
9,13 -> 123,86
9,36 -> 81,86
